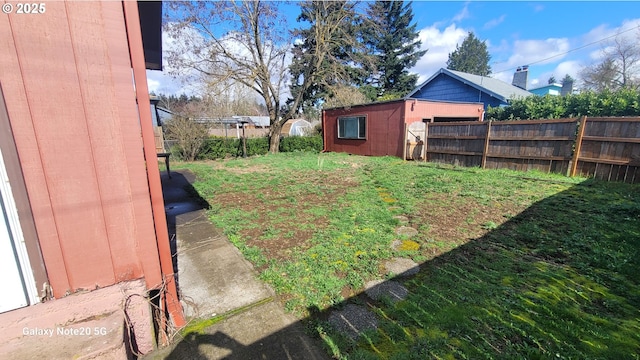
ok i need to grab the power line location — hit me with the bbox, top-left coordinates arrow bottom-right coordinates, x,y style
492,24 -> 640,75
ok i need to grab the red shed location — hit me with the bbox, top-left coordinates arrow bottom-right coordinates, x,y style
323,98 -> 484,158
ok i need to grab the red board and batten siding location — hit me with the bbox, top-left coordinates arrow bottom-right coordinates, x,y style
0,2 -> 162,297
323,99 -> 483,158
324,101 -> 404,157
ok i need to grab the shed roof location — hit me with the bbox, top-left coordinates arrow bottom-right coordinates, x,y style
233,116 -> 270,127
529,83 -> 562,95
322,97 -> 480,112
406,68 -> 532,103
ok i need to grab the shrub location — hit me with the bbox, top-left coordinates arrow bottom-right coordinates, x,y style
198,137 -> 239,160
164,117 -> 209,161
279,135 -> 323,153
198,137 -> 269,159
245,137 -> 269,156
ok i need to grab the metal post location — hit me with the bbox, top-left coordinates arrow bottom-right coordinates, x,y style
242,127 -> 247,158
239,120 -> 249,158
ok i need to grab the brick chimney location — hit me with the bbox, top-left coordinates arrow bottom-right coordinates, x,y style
512,65 -> 529,90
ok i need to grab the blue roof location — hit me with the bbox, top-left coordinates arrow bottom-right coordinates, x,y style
406,68 -> 532,103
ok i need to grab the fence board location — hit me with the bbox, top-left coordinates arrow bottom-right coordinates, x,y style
428,153 -> 482,168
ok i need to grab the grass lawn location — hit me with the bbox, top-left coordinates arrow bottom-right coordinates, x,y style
174,152 -> 639,359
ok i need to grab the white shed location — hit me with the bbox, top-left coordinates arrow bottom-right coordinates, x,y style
281,118 -> 313,136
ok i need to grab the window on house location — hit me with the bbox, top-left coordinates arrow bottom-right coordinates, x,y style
338,116 -> 366,139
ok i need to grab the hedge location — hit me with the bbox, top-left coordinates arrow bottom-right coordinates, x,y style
486,88 -> 640,121
194,135 -> 323,160
279,135 -> 323,153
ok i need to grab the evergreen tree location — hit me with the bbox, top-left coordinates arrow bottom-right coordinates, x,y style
446,32 -> 492,76
561,74 -> 575,86
548,75 -> 557,84
362,1 -> 426,99
288,1 -> 368,109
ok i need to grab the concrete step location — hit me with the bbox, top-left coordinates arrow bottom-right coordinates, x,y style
2,307 -> 126,359
0,279 -> 153,359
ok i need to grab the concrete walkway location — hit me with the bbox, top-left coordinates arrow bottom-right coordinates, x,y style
142,169 -> 328,360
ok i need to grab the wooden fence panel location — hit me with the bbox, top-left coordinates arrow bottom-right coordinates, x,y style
426,122 -> 486,167
485,119 -> 577,174
574,117 -> 640,183
421,116 -> 640,183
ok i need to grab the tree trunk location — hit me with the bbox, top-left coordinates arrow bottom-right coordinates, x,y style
268,121 -> 283,153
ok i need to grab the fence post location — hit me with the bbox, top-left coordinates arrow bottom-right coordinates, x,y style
403,123 -> 408,161
570,116 -> 587,177
423,122 -> 429,162
481,120 -> 492,169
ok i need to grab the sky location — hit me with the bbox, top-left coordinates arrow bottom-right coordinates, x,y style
146,1 -> 640,96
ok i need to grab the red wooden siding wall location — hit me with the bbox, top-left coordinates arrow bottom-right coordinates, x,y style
0,2 -> 162,297
324,101 -> 405,157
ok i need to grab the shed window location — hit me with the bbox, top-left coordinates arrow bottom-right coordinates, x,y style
338,116 -> 366,139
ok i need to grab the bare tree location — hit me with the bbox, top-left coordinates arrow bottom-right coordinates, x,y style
580,58 -> 620,91
323,85 -> 369,109
164,116 -> 210,161
609,35 -> 640,88
201,80 -> 266,118
580,33 -> 640,91
166,1 -> 355,153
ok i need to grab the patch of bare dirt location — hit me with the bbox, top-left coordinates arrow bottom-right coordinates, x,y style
213,171 -> 357,262
210,162 -> 271,174
407,193 -> 528,254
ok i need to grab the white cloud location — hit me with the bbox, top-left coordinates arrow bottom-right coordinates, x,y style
488,38 -> 510,55
410,24 -> 468,83
146,77 -> 160,93
484,15 -> 506,30
492,71 -> 513,85
582,23 -> 613,45
143,24 -> 205,96
490,18 -> 639,87
146,70 -> 189,95
554,60 -> 582,80
582,19 -> 640,46
488,38 -> 571,85
580,18 -> 640,64
507,38 -> 571,68
452,2 -> 470,23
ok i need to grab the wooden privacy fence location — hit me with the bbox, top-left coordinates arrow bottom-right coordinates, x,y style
411,117 -> 640,183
